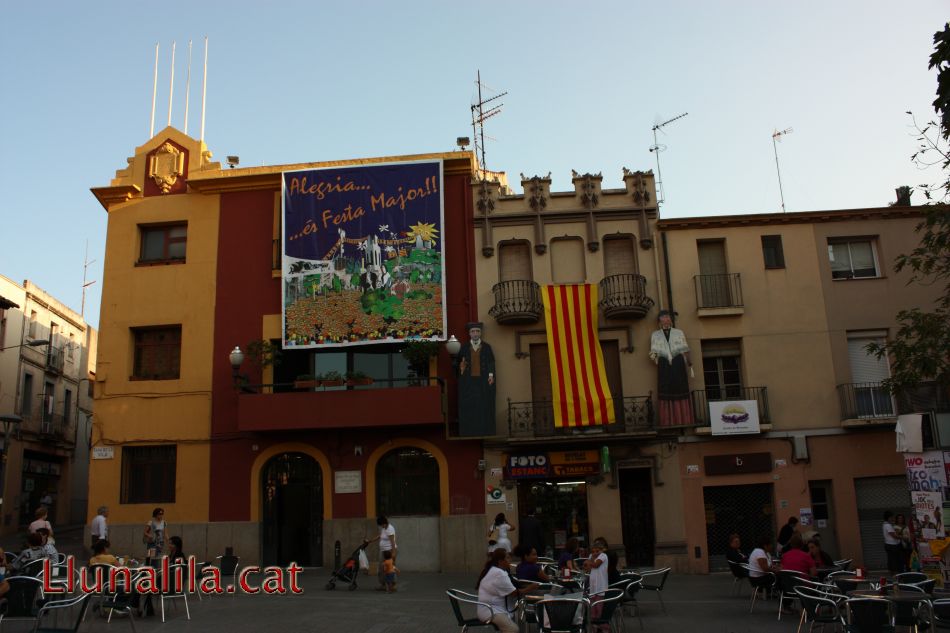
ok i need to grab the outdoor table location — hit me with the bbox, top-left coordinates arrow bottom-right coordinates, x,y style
848,588 -> 931,604
537,591 -> 586,630
815,567 -> 838,581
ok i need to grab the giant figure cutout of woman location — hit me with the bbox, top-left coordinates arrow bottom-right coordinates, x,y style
649,310 -> 695,426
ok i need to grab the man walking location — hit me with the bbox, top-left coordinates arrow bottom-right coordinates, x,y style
90,505 -> 108,548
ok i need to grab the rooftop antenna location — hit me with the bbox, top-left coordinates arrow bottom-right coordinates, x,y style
184,40 -> 193,135
649,112 -> 688,209
80,240 -> 97,319
149,43 -> 159,138
772,127 -> 793,212
200,37 -> 208,142
167,41 -> 176,127
470,71 -> 506,179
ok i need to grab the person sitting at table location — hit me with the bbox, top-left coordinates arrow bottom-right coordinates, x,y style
726,533 -> 748,575
12,532 -> 48,574
781,533 -> 817,577
476,548 -> 534,633
36,527 -> 58,559
89,540 -> 120,566
807,538 -> 834,568
168,536 -> 186,563
0,548 -> 11,598
749,534 -> 777,592
557,538 -> 579,577
515,546 -> 552,582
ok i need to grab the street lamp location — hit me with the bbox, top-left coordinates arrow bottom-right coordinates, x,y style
0,339 -> 50,352
445,335 -> 461,357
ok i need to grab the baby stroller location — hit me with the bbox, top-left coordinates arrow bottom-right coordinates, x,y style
325,541 -> 368,591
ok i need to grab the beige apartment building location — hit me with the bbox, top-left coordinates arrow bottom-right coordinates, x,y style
471,166 -> 946,572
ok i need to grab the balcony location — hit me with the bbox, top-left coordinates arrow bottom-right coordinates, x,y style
598,274 -> 655,320
691,386 -> 771,426
236,378 -> 445,432
46,347 -> 65,374
508,395 -> 654,440
39,413 -> 66,438
838,382 -> 897,421
694,273 -> 744,316
489,280 -> 543,325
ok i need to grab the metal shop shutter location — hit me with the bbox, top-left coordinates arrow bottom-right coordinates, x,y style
854,476 -> 911,572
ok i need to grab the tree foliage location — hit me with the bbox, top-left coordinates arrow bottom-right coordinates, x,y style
868,23 -> 950,393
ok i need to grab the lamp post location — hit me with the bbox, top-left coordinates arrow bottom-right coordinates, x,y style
0,339 -> 50,352
445,335 -> 461,357
229,346 -> 245,380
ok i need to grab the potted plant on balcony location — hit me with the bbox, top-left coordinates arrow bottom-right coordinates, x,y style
401,340 -> 440,385
345,370 -> 374,386
319,371 -> 345,387
246,339 -> 282,370
294,374 -> 317,390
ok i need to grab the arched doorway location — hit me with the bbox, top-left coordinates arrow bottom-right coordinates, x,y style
261,452 -> 323,566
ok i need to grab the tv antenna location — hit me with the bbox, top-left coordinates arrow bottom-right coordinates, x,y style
649,112 -> 688,207
80,240 -> 97,318
471,71 -> 507,178
772,127 -> 793,212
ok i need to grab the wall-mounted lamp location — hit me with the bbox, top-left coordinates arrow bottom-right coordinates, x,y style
0,339 -> 50,352
445,335 -> 461,357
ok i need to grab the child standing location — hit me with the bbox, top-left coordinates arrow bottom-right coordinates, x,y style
382,550 -> 399,593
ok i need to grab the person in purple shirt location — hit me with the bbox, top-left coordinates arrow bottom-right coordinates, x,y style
515,546 -> 552,582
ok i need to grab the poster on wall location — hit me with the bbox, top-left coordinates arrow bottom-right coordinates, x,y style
905,452 -> 947,494
912,490 -> 944,540
282,160 -> 446,348
486,485 -> 506,505
709,400 -> 760,435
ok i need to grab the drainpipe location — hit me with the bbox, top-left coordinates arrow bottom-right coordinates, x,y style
661,232 -> 675,324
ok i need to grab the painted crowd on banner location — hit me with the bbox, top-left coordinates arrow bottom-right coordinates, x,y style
281,161 -> 446,348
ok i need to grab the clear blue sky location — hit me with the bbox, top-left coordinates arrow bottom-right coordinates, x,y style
1,1 -> 946,329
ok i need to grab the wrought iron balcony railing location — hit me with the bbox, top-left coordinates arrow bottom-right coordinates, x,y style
838,382 -> 897,420
508,395 -> 654,439
598,274 -> 655,320
694,273 -> 743,309
489,280 -> 543,325
46,347 -> 65,374
691,386 -> 770,426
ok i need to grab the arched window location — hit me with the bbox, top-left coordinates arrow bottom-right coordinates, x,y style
376,447 -> 440,515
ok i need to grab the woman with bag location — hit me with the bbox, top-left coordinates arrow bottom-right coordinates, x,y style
143,507 -> 166,560
488,513 -> 514,554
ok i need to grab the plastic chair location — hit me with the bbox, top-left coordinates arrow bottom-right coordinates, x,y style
727,560 -> 749,596
794,585 -> 845,633
845,597 -> 894,633
0,576 -> 42,630
445,589 -> 501,632
590,588 -> 625,633
535,597 -> 588,633
637,567 -> 671,614
159,562 -> 191,622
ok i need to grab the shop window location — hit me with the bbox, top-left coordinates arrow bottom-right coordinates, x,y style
550,237 -> 585,284
131,326 -> 182,380
701,339 -> 742,400
603,235 -> 638,276
761,235 -> 785,269
828,238 -> 880,279
121,445 -> 176,503
139,223 -> 187,264
498,241 -> 533,282
375,447 -> 439,515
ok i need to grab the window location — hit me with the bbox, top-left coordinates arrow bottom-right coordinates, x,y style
498,241 -> 532,282
132,326 -> 182,380
550,237 -> 585,284
603,235 -> 638,276
64,389 -> 72,425
0,306 -> 6,348
67,333 -> 75,361
847,333 -> 893,417
42,382 -> 54,424
139,223 -> 187,264
697,240 -> 735,307
121,445 -> 177,503
375,447 -> 440,515
21,373 -> 33,416
829,238 -> 879,279
702,339 -> 742,400
761,235 -> 785,269
28,311 -> 37,338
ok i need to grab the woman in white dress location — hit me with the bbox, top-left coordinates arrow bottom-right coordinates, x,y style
488,513 -> 515,553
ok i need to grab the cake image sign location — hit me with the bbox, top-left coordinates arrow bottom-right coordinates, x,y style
710,400 -> 761,435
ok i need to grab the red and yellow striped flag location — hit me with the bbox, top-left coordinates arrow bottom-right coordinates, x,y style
541,284 -> 615,428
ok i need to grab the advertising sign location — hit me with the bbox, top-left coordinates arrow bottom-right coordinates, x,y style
282,160 -> 445,348
486,485 -> 506,505
709,400 -> 761,435
548,450 -> 599,477
905,452 -> 947,493
334,470 -> 362,494
504,454 -> 550,479
912,490 -> 944,540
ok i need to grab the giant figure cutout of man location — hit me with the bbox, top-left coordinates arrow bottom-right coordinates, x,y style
649,310 -> 695,426
457,322 -> 496,436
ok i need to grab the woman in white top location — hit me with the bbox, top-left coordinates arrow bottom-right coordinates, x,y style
748,534 -> 776,589
488,513 -> 514,553
28,507 -> 53,539
476,549 -> 530,633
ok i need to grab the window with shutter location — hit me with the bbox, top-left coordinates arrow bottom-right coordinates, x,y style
499,242 -> 532,282
550,237 -> 585,284
847,334 -> 893,417
603,236 -> 637,276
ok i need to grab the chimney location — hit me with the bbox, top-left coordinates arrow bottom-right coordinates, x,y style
895,186 -> 912,206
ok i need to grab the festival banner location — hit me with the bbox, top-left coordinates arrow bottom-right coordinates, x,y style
541,284 -> 615,428
281,161 -> 445,348
905,452 -> 947,494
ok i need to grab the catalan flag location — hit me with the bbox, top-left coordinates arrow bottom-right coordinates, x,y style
541,284 -> 615,428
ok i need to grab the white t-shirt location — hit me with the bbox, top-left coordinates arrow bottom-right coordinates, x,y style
883,521 -> 900,545
28,519 -> 51,534
477,565 -> 515,621
749,548 -> 771,578
91,515 -> 108,539
379,523 -> 396,551
588,552 -> 609,596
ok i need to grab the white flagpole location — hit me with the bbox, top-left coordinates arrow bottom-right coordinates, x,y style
150,42 -> 159,138
184,40 -> 192,135
200,37 -> 208,141
167,41 -> 176,127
